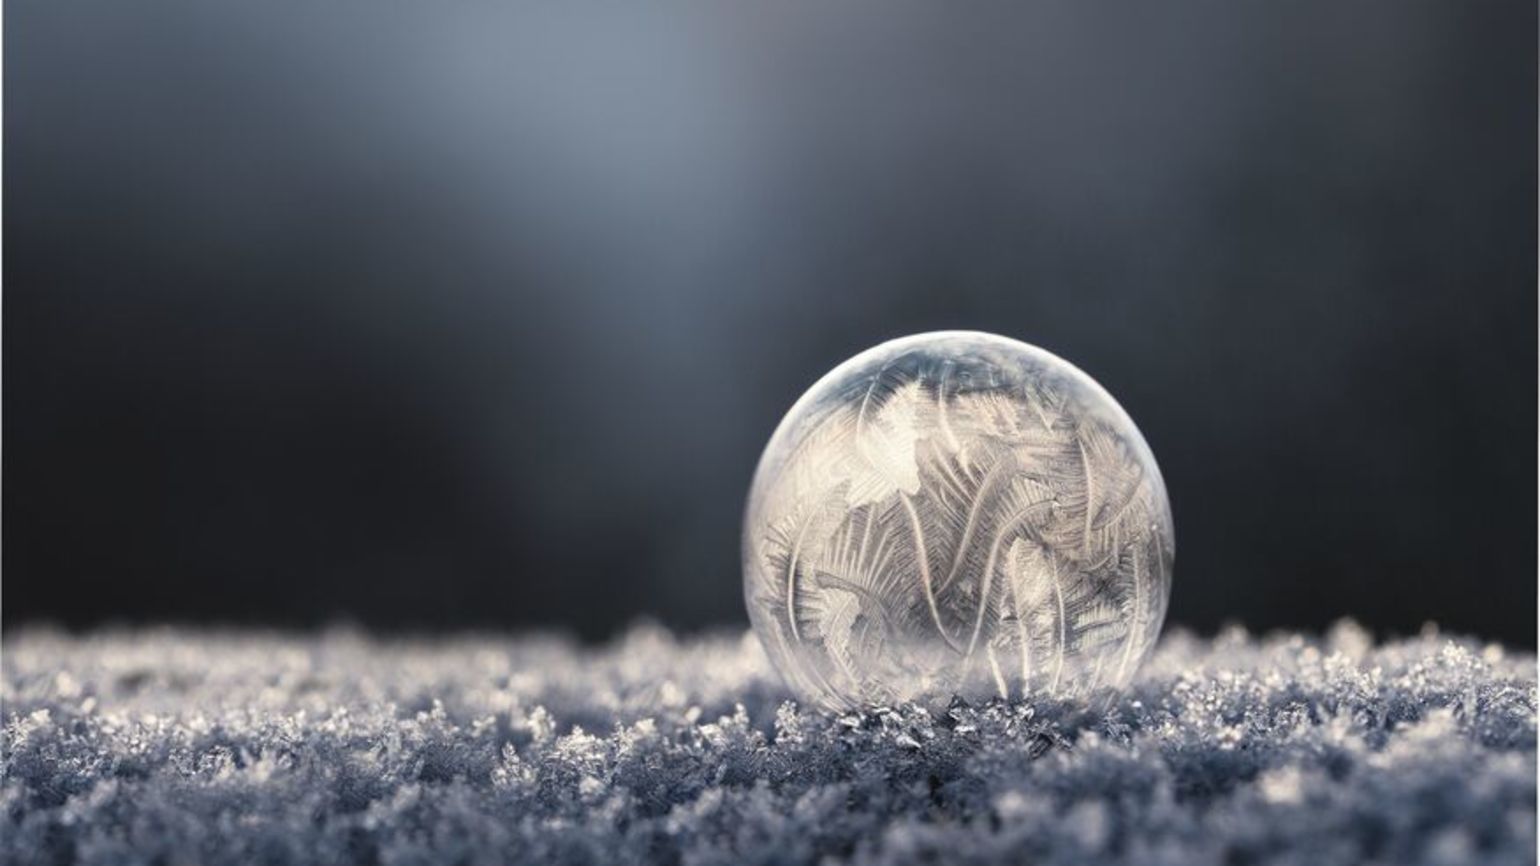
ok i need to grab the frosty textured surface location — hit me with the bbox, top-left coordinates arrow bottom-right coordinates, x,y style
743,332 -> 1173,710
2,624 -> 1533,866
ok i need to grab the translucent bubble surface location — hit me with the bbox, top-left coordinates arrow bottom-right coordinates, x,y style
743,332 -> 1174,711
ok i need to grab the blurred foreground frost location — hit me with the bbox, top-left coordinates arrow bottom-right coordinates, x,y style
2,622 -> 1534,866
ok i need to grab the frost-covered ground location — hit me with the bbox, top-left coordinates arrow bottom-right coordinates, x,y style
2,623 -> 1534,866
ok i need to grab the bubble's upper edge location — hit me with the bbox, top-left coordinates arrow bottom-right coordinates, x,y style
739,329 -> 1175,573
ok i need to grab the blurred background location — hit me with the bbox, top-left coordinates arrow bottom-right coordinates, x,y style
6,1 -> 1535,644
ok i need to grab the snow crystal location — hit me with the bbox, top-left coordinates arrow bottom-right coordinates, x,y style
2,622 -> 1533,865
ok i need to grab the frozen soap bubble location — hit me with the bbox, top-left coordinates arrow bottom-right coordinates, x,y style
743,332 -> 1173,712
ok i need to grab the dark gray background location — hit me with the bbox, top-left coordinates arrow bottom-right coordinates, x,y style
6,1 -> 1535,643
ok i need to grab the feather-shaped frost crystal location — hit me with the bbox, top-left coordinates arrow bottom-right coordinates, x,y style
743,332 -> 1174,711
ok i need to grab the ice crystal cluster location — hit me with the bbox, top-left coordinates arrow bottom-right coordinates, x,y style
4,623 -> 1533,866
744,332 -> 1173,711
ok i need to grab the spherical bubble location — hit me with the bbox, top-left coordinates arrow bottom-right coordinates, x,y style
742,332 -> 1174,711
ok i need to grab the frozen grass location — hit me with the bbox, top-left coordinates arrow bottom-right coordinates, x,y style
2,622 -> 1534,866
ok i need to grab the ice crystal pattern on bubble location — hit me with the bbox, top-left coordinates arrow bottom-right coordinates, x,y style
744,332 -> 1174,711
